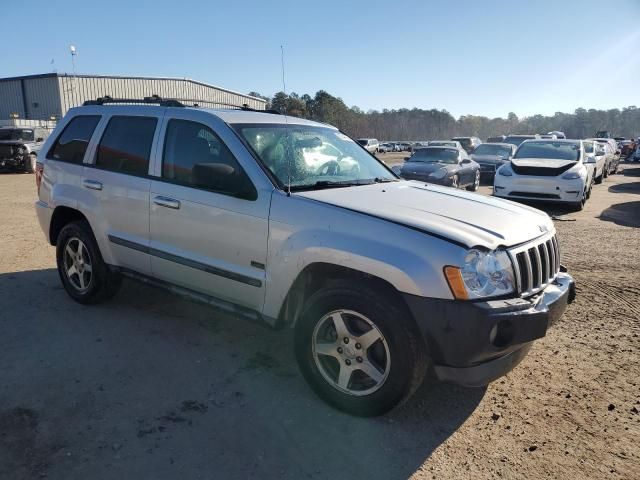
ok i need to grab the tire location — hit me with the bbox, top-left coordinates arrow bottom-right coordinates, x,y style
294,282 -> 428,416
466,170 -> 480,191
451,174 -> 459,189
56,220 -> 121,304
595,173 -> 603,185
23,153 -> 36,173
603,166 -> 608,179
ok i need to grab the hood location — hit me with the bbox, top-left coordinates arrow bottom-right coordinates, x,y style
471,154 -> 508,164
295,181 -> 553,250
401,162 -> 454,175
511,158 -> 576,169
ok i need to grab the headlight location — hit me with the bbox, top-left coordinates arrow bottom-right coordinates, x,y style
561,170 -> 582,180
445,249 -> 515,300
497,164 -> 513,176
429,168 -> 447,179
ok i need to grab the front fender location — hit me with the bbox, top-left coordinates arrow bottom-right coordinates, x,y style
262,193 -> 463,319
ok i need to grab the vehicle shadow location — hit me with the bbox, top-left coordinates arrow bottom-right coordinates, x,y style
0,268 -> 485,480
608,181 -> 640,194
621,166 -> 640,177
598,201 -> 640,228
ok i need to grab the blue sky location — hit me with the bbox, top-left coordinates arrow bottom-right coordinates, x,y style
4,0 -> 640,118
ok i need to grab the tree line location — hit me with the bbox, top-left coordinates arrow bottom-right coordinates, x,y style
248,90 -> 640,141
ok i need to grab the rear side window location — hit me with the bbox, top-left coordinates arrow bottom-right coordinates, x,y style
95,116 -> 157,176
162,119 -> 256,200
49,115 -> 100,163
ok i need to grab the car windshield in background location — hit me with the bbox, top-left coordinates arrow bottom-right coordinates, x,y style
356,139 -> 368,146
473,144 -> 511,156
0,129 -> 34,141
429,141 -> 456,147
514,141 -> 581,161
233,124 -> 395,190
453,138 -> 471,146
504,136 -> 535,147
410,147 -> 459,164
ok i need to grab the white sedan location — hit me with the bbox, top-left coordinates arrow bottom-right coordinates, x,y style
493,139 -> 596,211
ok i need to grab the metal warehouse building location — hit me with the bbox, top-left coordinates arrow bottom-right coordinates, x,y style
0,73 -> 266,121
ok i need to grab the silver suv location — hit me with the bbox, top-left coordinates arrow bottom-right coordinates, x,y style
35,97 -> 575,416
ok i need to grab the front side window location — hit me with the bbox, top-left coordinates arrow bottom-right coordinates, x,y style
96,116 -> 157,176
49,116 -> 101,163
233,124 -> 395,190
583,141 -> 594,154
514,141 -> 581,161
162,119 -> 256,199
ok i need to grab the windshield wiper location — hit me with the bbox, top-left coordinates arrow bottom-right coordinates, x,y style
289,180 -> 371,191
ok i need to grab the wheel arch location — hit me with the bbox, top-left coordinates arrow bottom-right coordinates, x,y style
49,206 -> 90,246
276,262 -> 411,329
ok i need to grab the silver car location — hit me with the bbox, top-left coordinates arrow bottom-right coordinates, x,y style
35,98 -> 576,416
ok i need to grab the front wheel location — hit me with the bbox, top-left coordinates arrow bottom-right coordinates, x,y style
451,174 -> 459,189
295,283 -> 427,416
466,170 -> 480,191
24,153 -> 36,173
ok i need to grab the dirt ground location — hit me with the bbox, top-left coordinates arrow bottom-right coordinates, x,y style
0,162 -> 638,480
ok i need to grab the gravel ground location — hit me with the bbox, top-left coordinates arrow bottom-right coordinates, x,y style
0,163 -> 638,479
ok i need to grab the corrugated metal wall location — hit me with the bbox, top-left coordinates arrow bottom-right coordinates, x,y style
57,75 -> 266,115
0,80 -> 27,119
0,74 -> 266,121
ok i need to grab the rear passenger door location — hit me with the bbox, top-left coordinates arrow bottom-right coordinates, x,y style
83,109 -> 162,274
148,114 -> 269,311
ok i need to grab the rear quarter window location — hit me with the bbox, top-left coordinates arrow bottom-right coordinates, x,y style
48,115 -> 101,163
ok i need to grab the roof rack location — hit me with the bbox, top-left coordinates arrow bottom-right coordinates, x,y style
83,95 -> 279,114
83,95 -> 184,107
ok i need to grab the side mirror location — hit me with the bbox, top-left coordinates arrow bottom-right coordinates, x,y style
36,137 -> 44,142
461,158 -> 471,164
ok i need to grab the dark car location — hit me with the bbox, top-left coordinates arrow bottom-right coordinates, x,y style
397,146 -> 480,190
486,135 -> 506,143
620,140 -> 636,158
451,136 -> 482,154
503,134 -> 541,148
470,142 -> 516,180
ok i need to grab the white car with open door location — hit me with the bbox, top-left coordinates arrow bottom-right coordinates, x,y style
494,139 -> 595,211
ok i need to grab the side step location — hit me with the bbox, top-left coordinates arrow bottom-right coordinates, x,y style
117,267 -> 270,326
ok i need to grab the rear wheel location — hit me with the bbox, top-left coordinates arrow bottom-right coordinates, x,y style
295,283 -> 427,416
466,170 -> 480,191
56,221 -> 121,304
595,172 -> 603,184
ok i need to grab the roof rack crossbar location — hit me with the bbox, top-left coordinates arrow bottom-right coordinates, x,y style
83,95 -> 184,107
82,95 -> 277,113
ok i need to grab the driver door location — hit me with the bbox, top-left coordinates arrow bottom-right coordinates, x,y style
148,115 -> 270,310
458,151 -> 474,185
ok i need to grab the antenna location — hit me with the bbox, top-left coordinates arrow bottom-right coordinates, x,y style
280,45 -> 291,197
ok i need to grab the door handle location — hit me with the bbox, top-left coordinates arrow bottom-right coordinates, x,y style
82,179 -> 103,191
153,196 -> 181,210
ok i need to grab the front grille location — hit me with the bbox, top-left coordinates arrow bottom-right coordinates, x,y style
508,191 -> 561,199
511,163 -> 574,176
509,233 -> 560,296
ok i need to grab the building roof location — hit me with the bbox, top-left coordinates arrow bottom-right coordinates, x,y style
0,73 -> 266,103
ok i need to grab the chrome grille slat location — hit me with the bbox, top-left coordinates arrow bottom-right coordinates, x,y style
508,232 -> 561,297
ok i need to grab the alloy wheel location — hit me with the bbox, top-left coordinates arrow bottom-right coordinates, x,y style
312,310 -> 391,396
63,237 -> 93,292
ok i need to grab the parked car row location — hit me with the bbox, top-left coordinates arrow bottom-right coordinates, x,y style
494,138 -> 620,211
